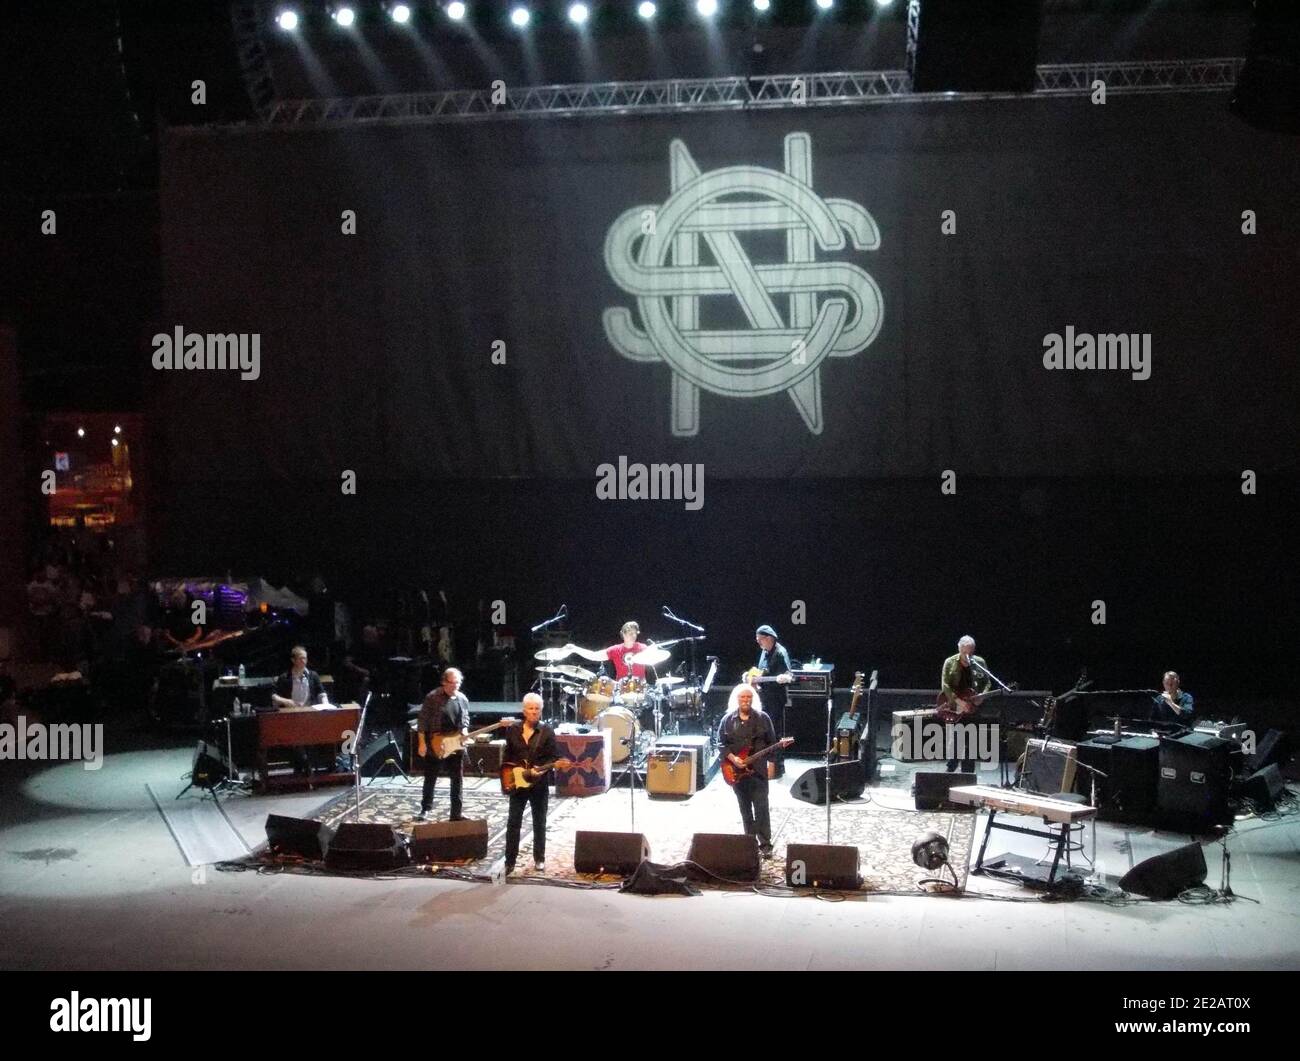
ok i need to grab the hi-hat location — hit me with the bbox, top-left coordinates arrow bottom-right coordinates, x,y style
629,646 -> 670,667
655,675 -> 685,687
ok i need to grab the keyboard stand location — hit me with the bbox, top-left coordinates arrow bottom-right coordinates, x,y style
974,808 -> 1073,886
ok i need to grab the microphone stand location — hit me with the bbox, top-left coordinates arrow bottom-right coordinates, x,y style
966,657 -> 1037,789
529,605 -> 567,723
351,690 -> 373,821
825,688 -> 834,843
662,607 -> 705,687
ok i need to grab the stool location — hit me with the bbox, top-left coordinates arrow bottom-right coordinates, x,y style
1038,791 -> 1089,870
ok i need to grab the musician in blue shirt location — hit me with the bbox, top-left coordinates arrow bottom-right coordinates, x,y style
1152,671 -> 1194,725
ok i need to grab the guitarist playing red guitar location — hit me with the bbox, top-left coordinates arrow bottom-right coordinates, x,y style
717,684 -> 792,860
937,635 -> 992,772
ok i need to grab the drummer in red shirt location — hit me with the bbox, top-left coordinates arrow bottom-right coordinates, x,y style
602,621 -> 648,679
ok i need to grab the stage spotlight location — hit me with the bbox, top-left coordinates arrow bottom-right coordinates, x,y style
875,0 -> 894,7
753,0 -> 771,11
911,831 -> 948,870
510,5 -> 531,26
111,438 -> 120,448
696,0 -> 718,18
816,0 -> 834,9
446,1 -> 467,19
330,5 -> 356,26
275,8 -> 299,31
638,1 -> 656,18
113,425 -> 122,434
568,2 -> 589,24
388,2 -> 412,23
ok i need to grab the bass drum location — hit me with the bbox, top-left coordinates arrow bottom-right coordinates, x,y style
594,706 -> 639,764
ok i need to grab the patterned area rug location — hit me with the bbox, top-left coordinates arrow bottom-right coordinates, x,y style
306,773 -> 976,894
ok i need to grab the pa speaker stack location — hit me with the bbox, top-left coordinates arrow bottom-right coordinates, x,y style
907,0 -> 1044,94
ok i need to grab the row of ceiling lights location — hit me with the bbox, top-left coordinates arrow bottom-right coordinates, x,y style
275,0 -> 897,31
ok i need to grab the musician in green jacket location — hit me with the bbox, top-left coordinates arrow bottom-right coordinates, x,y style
940,636 -> 991,773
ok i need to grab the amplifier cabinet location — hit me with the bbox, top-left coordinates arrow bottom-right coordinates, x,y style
651,735 -> 714,790
648,747 -> 697,796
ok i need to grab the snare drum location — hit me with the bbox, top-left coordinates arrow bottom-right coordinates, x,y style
578,676 -> 615,721
616,676 -> 647,706
594,706 -> 639,764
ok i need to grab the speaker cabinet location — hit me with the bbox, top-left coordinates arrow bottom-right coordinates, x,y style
1110,736 -> 1160,814
265,814 -> 329,860
1247,729 -> 1292,774
1235,763 -> 1286,810
1021,739 -> 1077,794
790,760 -> 866,805
573,831 -> 650,875
687,833 -> 761,882
410,819 -> 488,862
647,747 -> 697,796
907,0 -> 1044,94
324,822 -> 410,870
1158,733 -> 1233,830
785,843 -> 861,890
1118,842 -> 1207,900
914,771 -> 976,810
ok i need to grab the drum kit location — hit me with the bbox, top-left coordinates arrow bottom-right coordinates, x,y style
534,641 -> 715,764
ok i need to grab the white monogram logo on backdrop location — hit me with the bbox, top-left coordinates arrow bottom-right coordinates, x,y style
603,133 -> 883,436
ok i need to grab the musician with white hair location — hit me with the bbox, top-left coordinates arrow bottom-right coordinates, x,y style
501,692 -> 560,876
940,635 -> 991,773
717,683 -> 782,859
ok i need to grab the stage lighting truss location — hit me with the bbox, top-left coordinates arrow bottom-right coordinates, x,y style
261,59 -> 1244,126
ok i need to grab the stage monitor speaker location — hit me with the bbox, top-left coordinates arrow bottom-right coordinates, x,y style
411,819 -> 489,862
785,843 -> 861,890
907,0 -> 1043,94
686,833 -> 760,882
1247,729 -> 1292,774
790,760 -> 866,805
573,831 -> 649,875
1234,763 -> 1286,810
1118,842 -> 1207,900
914,771 -> 976,810
324,822 -> 410,871
1021,738 -> 1077,794
357,730 -> 405,776
265,814 -> 329,860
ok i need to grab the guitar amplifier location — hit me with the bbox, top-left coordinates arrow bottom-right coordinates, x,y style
651,735 -> 714,790
647,746 -> 697,796
891,709 -> 938,762
787,665 -> 834,698
465,739 -> 506,777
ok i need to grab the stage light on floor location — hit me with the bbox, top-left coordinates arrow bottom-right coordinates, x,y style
912,830 -> 958,889
446,1 -> 467,19
568,2 -> 589,24
330,5 -> 356,26
275,9 -> 299,31
510,5 -> 531,27
638,0 -> 656,18
875,0 -> 894,7
753,0 -> 771,11
816,0 -> 834,9
388,2 -> 412,23
696,0 -> 718,18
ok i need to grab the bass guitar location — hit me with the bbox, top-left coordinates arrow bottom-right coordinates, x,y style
721,737 -> 794,785
500,759 -> 572,793
419,718 -> 517,760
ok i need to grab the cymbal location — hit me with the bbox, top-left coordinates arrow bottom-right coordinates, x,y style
537,664 -> 597,681
655,675 -> 685,687
629,646 -> 670,667
534,646 -> 573,661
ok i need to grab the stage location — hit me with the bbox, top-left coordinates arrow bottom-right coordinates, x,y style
3,738 -> 1297,972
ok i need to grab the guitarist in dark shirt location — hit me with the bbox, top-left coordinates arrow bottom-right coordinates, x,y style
717,684 -> 782,859
752,624 -> 794,778
416,667 -> 470,821
501,692 -> 559,876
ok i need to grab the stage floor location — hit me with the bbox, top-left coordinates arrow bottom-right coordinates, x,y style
2,742 -> 1298,971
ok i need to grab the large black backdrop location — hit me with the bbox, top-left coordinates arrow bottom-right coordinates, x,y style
154,94 -> 1298,695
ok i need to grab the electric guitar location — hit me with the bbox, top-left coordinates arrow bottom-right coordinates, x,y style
419,719 -> 516,760
500,759 -> 572,793
833,672 -> 866,757
721,737 -> 795,786
934,682 -> 1019,723
742,667 -> 794,685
